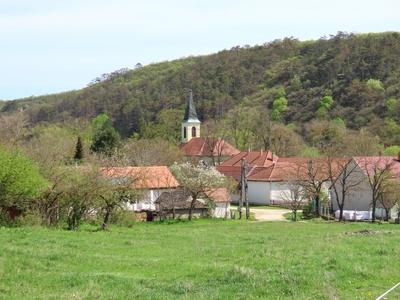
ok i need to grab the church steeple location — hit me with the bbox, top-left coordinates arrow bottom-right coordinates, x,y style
183,90 -> 200,122
181,90 -> 201,143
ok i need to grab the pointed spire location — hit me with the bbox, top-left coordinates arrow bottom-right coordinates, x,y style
183,89 -> 200,122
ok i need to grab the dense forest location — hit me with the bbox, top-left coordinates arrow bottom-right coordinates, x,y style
1,32 -> 400,155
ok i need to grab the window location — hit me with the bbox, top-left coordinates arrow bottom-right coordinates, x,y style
192,126 -> 196,137
183,127 -> 187,139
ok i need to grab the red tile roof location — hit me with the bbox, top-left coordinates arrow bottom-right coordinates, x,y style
205,188 -> 231,203
218,152 -> 346,182
353,156 -> 400,180
101,166 -> 179,189
180,137 -> 240,157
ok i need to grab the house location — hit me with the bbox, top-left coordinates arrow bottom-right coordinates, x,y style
331,155 -> 400,220
180,90 -> 239,165
101,166 -> 180,213
155,187 -> 231,219
101,165 -> 231,219
217,151 -> 333,206
155,189 -> 208,219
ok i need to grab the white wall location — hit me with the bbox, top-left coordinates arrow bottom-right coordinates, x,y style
247,181 -> 270,204
213,202 -> 230,218
331,161 -> 373,212
128,188 -> 174,211
270,182 -> 292,205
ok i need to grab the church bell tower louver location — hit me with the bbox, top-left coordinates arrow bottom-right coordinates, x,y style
181,90 -> 201,143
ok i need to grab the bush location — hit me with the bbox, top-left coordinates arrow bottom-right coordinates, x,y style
112,210 -> 137,227
301,202 -> 314,219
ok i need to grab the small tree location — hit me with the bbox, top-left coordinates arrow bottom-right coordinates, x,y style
0,147 -> 47,220
98,167 -> 141,230
361,156 -> 394,223
74,136 -> 84,162
378,179 -> 400,221
295,159 -> 330,217
90,114 -> 120,156
327,157 -> 363,221
316,95 -> 334,119
280,178 -> 304,221
170,162 -> 228,220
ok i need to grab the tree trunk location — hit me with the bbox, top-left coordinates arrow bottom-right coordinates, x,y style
293,210 -> 297,221
339,205 -> 344,222
384,208 -> 389,222
188,196 -> 196,221
371,200 -> 377,223
315,196 -> 320,217
102,207 -> 111,230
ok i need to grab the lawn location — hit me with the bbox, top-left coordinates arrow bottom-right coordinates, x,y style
1,220 -> 400,299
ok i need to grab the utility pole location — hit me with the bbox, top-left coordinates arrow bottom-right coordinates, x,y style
238,159 -> 245,219
239,158 -> 249,220
244,160 -> 250,220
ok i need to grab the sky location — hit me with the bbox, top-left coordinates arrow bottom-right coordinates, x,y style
1,0 -> 399,100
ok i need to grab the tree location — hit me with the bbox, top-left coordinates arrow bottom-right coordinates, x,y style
294,159 -> 330,217
202,120 -> 230,166
280,178 -> 304,221
360,156 -> 395,222
224,105 -> 256,150
90,114 -> 120,156
120,138 -> 183,166
0,147 -> 47,220
271,96 -> 288,121
316,95 -> 333,119
74,136 -> 84,162
378,179 -> 400,221
327,157 -> 363,221
170,162 -> 228,220
62,167 -> 101,230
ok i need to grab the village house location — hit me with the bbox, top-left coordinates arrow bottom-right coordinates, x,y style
155,187 -> 231,219
331,155 -> 400,220
101,166 -> 179,219
180,90 -> 239,165
217,151 -> 333,206
101,165 -> 231,219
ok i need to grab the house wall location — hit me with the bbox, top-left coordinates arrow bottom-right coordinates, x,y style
247,181 -> 270,204
331,161 -> 373,212
213,202 -> 230,218
270,182 -> 292,205
331,160 -> 388,219
129,188 -> 175,211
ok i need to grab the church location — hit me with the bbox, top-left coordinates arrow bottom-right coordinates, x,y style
179,90 -> 240,165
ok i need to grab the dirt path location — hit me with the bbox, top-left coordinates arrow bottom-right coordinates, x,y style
250,208 -> 290,221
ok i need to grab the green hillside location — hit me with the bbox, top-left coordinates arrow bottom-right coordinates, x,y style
2,32 -> 400,150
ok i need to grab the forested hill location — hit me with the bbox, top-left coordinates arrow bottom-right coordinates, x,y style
2,32 -> 400,143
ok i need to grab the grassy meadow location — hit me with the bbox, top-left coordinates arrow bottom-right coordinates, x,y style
1,220 -> 400,299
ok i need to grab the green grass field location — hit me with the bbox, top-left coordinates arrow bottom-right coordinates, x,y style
1,220 -> 400,299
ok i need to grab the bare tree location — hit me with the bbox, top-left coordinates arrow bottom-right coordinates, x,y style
378,179 -> 400,221
327,157 -> 364,221
202,120 -> 230,166
0,112 -> 28,147
361,156 -> 395,222
295,159 -> 330,217
280,178 -> 304,221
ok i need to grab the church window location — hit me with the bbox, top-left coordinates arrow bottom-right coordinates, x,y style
192,126 -> 196,137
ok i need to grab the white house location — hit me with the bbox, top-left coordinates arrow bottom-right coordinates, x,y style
101,166 -> 180,213
331,156 -> 400,220
218,151 -> 332,206
101,165 -> 230,219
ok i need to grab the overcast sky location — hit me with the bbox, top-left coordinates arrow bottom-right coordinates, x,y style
1,0 -> 399,100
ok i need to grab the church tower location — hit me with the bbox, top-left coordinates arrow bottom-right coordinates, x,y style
182,90 -> 201,143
